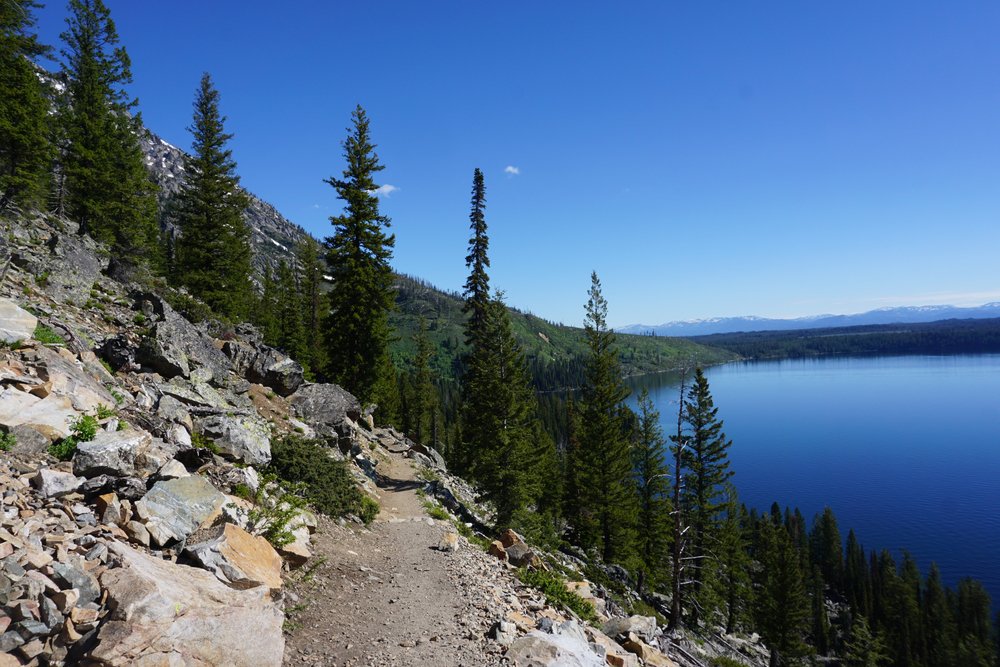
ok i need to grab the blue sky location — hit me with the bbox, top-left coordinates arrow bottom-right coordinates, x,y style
34,1 -> 1000,327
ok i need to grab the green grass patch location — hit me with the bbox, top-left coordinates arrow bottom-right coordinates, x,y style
421,499 -> 450,521
711,657 -> 751,667
0,431 -> 15,452
32,324 -> 65,345
517,568 -> 599,624
48,414 -> 99,461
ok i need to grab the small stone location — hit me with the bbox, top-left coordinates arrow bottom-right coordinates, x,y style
52,588 -> 80,611
70,606 -> 99,625
33,468 -> 83,498
0,630 -> 24,653
17,638 -> 44,660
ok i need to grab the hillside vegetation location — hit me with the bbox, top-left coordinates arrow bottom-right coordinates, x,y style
389,274 -> 735,390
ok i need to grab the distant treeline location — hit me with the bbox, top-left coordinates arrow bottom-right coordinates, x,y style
693,318 -> 1000,360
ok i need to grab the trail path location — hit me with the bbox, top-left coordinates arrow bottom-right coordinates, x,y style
282,448 -> 510,667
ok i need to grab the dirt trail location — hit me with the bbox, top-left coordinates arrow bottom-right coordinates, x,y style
282,449 -> 509,667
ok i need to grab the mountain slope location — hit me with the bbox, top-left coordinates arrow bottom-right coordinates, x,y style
621,302 -> 1000,337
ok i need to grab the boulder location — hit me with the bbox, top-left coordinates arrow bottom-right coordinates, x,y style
288,383 -> 361,435
33,468 -> 83,498
134,476 -> 226,546
134,297 -> 229,384
194,414 -> 271,465
90,542 -> 283,666
184,523 -> 283,590
0,299 -> 37,344
508,632 -> 605,667
32,345 -> 116,413
602,615 -> 657,644
489,540 -> 508,562
246,348 -> 304,397
277,526 -> 311,567
0,389 -> 74,441
73,429 -> 153,479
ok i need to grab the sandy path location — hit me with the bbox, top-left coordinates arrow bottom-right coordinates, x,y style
282,450 -> 509,667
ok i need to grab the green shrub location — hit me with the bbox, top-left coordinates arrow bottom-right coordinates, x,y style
133,312 -> 148,326
422,500 -> 450,521
192,431 -> 220,454
268,435 -> 368,520
358,495 -> 380,525
0,431 -> 15,452
243,474 -> 308,548
35,271 -> 49,286
48,437 -> 77,461
711,657 -> 751,667
32,324 -> 65,345
110,389 -> 125,405
517,568 -> 598,624
48,414 -> 99,460
95,403 -> 115,419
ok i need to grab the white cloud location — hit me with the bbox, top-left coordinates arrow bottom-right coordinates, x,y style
372,184 -> 399,197
504,165 -> 520,176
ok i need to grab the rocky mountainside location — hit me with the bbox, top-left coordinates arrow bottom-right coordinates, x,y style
0,211 -> 770,667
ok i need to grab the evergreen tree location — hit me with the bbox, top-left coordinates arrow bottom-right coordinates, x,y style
631,388 -> 671,590
756,516 -> 811,666
462,167 -> 489,347
844,616 -> 890,667
845,529 -> 872,617
57,0 -> 158,254
410,316 -> 436,445
715,485 -> 752,634
324,105 -> 395,404
172,73 -> 252,320
463,294 -> 540,529
810,507 -> 844,591
810,565 -> 832,655
256,267 -> 279,344
680,367 -> 733,625
923,563 -> 956,667
275,260 -> 306,360
668,370 -> 690,632
295,236 -> 327,373
577,272 -> 635,563
0,0 -> 51,212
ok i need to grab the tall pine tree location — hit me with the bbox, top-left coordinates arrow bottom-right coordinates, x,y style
0,0 -> 51,212
324,105 -> 395,404
756,517 -> 812,666
577,272 -> 635,563
172,73 -> 252,320
680,367 -> 734,625
631,388 -> 671,590
57,0 -> 158,254
462,167 -> 489,346
294,236 -> 327,374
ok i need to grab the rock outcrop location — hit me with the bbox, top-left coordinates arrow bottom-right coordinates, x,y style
0,298 -> 36,344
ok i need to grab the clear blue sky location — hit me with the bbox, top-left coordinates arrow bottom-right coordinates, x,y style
34,1 -> 1000,327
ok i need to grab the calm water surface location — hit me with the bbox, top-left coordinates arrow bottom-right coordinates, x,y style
628,355 -> 1000,603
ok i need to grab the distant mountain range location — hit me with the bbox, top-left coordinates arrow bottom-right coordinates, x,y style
619,303 -> 1000,337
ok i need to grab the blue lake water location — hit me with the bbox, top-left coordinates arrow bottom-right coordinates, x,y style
628,354 -> 1000,604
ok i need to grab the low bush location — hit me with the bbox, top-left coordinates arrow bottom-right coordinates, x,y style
517,568 -> 598,624
0,431 -> 15,452
33,324 -> 65,346
269,435 -> 375,524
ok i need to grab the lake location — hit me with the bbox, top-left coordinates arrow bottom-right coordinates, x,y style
628,354 -> 1000,604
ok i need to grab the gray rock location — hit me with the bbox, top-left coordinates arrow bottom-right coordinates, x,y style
490,620 -> 518,646
0,630 -> 24,653
602,615 -> 658,644
247,348 -> 304,397
92,542 -> 284,666
134,475 -> 226,546
134,296 -> 230,385
0,298 -> 37,344
73,429 -> 153,478
508,631 -> 605,667
194,414 -> 271,465
288,383 -> 361,435
8,424 -> 49,454
33,468 -> 83,498
155,459 -> 189,480
43,231 -> 107,304
221,339 -> 256,376
52,562 -> 100,604
155,394 -> 193,430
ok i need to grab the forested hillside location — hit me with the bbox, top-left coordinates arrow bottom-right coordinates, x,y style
390,274 -> 734,390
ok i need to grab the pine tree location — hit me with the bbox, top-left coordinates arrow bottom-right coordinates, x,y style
0,0 -> 51,212
923,563 -> 956,667
324,105 -> 395,404
810,507 -> 845,591
463,294 -> 539,529
410,316 -> 436,445
275,260 -> 306,360
295,236 -> 326,374
843,616 -> 890,667
462,168 -> 489,347
810,565 -> 832,655
57,0 -> 158,254
680,367 -> 734,625
845,529 -> 872,618
668,370 -> 690,632
756,517 -> 811,666
631,388 -> 671,590
172,73 -> 252,320
715,485 -> 752,634
577,272 -> 635,563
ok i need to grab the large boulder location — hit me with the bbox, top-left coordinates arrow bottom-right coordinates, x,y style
288,383 -> 361,436
32,345 -> 116,413
0,299 -> 37,344
0,390 -> 75,441
194,414 -> 271,465
134,295 -> 230,385
183,523 -> 283,590
90,542 -> 283,666
73,429 -> 154,479
508,632 -> 605,667
246,348 -> 303,397
134,476 -> 226,546
602,616 -> 657,644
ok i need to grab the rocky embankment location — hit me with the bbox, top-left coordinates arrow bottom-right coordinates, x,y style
0,212 -> 769,666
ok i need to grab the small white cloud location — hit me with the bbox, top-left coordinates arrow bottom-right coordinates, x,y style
311,204 -> 321,209
504,165 -> 520,176
373,184 -> 399,197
